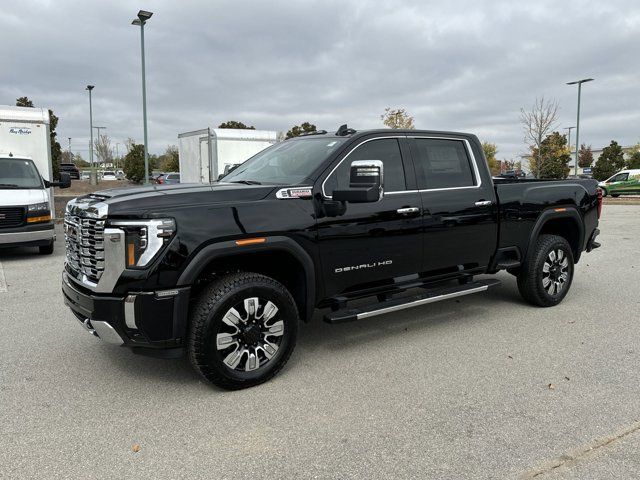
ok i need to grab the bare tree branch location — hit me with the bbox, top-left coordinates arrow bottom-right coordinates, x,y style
520,97 -> 559,177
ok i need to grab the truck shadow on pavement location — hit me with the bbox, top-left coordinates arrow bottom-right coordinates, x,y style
75,275 -> 526,390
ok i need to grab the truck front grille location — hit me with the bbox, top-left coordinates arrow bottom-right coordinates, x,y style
0,207 -> 26,228
64,215 -> 105,283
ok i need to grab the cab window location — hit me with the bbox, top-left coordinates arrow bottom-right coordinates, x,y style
412,139 -> 476,189
325,138 -> 407,195
611,173 -> 629,182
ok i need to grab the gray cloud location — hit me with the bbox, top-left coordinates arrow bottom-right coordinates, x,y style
1,0 -> 638,161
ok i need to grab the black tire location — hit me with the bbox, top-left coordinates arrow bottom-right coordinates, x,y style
39,241 -> 54,255
612,194 -> 620,198
601,188 -> 608,198
188,272 -> 298,390
517,234 -> 574,307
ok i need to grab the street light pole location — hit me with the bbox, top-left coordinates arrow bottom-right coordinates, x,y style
132,10 -> 153,185
567,78 -> 594,176
564,126 -> 575,158
86,85 -> 96,185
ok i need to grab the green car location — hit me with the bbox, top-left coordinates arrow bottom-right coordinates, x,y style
599,169 -> 640,197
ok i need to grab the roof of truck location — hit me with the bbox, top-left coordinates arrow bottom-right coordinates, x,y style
291,128 -> 477,140
0,105 -> 50,124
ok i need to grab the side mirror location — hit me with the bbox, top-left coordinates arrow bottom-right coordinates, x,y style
58,172 -> 71,188
45,172 -> 71,189
332,160 -> 383,203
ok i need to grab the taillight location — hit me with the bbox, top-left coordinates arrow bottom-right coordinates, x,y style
597,188 -> 603,218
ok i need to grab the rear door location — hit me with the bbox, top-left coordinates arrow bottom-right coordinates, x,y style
316,136 -> 423,297
408,136 -> 498,275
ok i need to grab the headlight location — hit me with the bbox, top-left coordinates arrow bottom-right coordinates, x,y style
28,202 -> 49,212
109,218 -> 176,268
26,202 -> 51,223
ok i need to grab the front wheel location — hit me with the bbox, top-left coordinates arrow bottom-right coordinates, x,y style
188,272 -> 299,390
517,234 -> 574,307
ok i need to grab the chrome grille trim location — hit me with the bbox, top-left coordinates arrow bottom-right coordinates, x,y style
65,216 -> 106,283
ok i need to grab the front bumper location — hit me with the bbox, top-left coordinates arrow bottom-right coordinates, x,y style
62,272 -> 190,352
0,222 -> 55,247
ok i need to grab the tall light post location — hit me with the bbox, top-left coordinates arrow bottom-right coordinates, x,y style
93,126 -> 107,168
86,85 -> 96,185
132,10 -> 153,184
564,126 -> 575,158
567,78 -> 594,176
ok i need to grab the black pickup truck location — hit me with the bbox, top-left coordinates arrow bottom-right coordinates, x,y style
62,126 -> 602,389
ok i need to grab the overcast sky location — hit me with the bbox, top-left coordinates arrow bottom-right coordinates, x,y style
1,0 -> 638,161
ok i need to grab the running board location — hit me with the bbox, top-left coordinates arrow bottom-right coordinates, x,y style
323,278 -> 501,324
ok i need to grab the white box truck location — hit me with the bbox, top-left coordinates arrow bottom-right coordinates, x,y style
178,128 -> 278,183
0,105 -> 70,254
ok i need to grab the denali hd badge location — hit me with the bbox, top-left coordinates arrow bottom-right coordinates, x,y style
335,260 -> 392,273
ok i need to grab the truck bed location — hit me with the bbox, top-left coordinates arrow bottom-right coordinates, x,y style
493,177 -> 600,264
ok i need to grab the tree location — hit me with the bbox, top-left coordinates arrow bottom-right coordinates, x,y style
381,108 -> 415,129
286,122 -> 317,139
73,153 -> 90,168
628,151 -> 640,169
123,144 -> 151,183
94,134 -> 113,166
16,97 -> 33,107
16,97 -> 62,179
578,144 -> 594,168
592,140 -> 626,180
529,131 -> 571,179
125,137 -> 136,153
157,145 -> 179,171
520,97 -> 559,178
218,120 -> 255,130
482,141 -> 500,175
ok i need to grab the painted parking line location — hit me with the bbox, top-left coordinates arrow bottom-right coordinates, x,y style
0,261 -> 6,293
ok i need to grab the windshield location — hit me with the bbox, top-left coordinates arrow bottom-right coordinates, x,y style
0,158 -> 43,189
222,137 -> 347,185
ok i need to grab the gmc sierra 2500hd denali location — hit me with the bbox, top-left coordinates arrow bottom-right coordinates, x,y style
62,126 -> 602,389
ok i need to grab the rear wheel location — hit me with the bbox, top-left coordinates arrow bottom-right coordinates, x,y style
188,272 -> 298,390
39,241 -> 54,255
517,234 -> 574,307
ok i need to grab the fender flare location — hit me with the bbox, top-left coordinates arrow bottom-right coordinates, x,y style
177,236 -> 316,322
526,207 -> 585,263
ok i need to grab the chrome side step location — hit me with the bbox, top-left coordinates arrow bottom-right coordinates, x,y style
324,278 -> 501,324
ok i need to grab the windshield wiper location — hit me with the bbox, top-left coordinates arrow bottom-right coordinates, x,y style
229,180 -> 262,185
0,183 -> 20,188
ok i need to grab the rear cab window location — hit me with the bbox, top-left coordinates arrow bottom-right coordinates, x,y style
410,138 -> 477,190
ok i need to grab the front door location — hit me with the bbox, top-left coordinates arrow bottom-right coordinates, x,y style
408,136 -> 498,275
316,136 -> 423,298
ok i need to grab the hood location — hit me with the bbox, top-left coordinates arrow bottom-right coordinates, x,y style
0,188 -> 48,206
75,182 -> 277,217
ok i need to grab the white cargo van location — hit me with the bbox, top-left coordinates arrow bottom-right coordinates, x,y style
178,128 -> 278,183
0,105 -> 70,254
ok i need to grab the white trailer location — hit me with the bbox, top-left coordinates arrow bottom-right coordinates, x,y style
178,128 -> 278,183
0,105 -> 69,254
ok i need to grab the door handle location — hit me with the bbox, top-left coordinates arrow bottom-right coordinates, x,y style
474,200 -> 493,207
397,207 -> 420,215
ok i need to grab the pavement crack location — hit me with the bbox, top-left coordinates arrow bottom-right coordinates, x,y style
520,421 -> 640,479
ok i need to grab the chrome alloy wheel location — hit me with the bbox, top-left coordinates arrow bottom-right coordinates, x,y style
215,297 -> 284,372
541,248 -> 570,295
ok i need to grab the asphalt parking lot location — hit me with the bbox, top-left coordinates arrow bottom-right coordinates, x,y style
1,205 -> 639,479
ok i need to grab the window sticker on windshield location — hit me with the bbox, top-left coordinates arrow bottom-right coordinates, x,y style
327,141 -> 337,147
